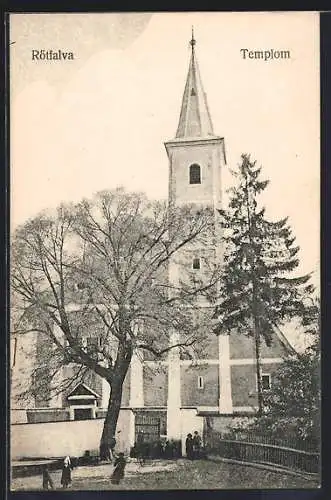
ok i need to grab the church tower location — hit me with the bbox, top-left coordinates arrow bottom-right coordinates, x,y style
165,29 -> 226,209
164,30 -> 232,441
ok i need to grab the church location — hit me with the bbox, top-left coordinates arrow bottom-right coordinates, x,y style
11,32 -> 295,453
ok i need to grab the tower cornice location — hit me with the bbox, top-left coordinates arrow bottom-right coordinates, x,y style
164,136 -> 226,165
165,136 -> 224,149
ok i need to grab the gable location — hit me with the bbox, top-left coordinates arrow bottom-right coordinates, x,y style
67,382 -> 100,399
229,327 -> 295,360
272,325 -> 297,355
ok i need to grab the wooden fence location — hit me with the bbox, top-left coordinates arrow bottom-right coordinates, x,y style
205,431 -> 319,474
222,431 -> 319,453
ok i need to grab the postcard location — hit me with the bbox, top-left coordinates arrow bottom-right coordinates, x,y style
9,12 -> 320,491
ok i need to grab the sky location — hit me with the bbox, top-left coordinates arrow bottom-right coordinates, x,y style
10,12 -> 320,289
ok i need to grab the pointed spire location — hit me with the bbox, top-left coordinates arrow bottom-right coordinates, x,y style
176,28 -> 214,139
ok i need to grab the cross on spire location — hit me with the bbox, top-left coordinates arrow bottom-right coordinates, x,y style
190,26 -> 196,51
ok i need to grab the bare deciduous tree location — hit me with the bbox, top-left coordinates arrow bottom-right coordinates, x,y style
11,188 -> 220,455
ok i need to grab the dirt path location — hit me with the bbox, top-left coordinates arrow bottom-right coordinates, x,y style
11,458 -> 319,491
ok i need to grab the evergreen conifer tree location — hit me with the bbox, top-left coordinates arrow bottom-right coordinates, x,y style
214,154 -> 314,414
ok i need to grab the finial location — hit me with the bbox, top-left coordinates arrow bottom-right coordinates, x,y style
190,26 -> 196,50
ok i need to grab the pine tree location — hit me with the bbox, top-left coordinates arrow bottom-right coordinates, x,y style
243,298 -> 320,448
214,154 -> 314,415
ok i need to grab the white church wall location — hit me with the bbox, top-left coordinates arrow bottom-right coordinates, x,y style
11,332 -> 36,410
179,408 -> 204,456
11,410 -> 28,424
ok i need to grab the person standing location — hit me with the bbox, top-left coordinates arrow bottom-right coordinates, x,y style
185,433 -> 194,460
42,465 -> 54,490
61,456 -> 72,489
136,432 -> 145,465
109,435 -> 116,462
192,431 -> 202,459
110,452 -> 127,485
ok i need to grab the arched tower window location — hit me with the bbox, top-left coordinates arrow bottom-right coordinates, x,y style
189,164 -> 201,184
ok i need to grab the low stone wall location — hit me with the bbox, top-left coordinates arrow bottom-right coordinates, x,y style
11,408 -> 217,459
11,409 -> 132,459
26,409 -> 70,423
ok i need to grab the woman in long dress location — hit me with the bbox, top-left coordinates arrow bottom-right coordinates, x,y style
185,433 -> 194,460
61,456 -> 72,489
111,453 -> 126,485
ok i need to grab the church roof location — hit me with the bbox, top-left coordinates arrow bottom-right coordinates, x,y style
273,324 -> 297,355
175,30 -> 215,140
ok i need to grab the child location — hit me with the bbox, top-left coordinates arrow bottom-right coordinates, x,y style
42,465 -> 54,490
61,455 -> 72,489
111,452 -> 126,485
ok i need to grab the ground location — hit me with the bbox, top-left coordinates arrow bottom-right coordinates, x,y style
11,458 -> 319,491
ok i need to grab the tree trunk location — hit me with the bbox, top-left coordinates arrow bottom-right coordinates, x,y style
254,314 -> 263,416
99,343 -> 132,459
99,377 -> 123,459
252,277 -> 263,416
243,166 -> 263,415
